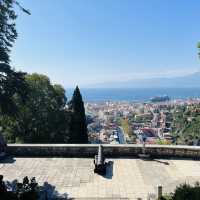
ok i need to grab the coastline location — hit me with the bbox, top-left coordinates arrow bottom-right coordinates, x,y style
66,88 -> 200,102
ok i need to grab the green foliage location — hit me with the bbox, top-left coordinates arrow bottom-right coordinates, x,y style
0,74 -> 89,144
161,182 -> 200,200
0,0 -> 28,116
1,73 -> 70,143
134,113 -> 153,123
0,64 -> 27,116
120,118 -> 137,143
0,0 -> 17,64
166,112 -> 173,122
0,175 -> 39,200
16,176 -> 39,200
121,118 -> 132,136
156,139 -> 171,145
159,196 -> 172,200
172,105 -> 200,145
68,86 -> 88,143
0,2 -> 87,144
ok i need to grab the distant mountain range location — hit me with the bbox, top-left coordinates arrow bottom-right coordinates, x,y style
89,72 -> 200,88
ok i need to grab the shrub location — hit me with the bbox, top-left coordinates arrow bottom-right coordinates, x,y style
0,175 -> 39,200
160,182 -> 200,200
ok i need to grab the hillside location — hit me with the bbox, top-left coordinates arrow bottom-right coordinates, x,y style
90,72 -> 200,88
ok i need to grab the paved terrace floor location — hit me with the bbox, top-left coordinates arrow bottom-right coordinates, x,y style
1,157 -> 200,200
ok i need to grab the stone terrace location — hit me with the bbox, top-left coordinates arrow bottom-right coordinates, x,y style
1,156 -> 200,199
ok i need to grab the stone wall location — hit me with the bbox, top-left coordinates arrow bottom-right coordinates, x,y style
6,144 -> 200,158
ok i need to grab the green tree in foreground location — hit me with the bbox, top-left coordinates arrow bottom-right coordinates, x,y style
1,73 -> 70,143
69,86 -> 88,143
0,175 -> 39,200
0,0 -> 29,116
0,74 -> 89,144
0,1 -> 88,144
161,182 -> 200,200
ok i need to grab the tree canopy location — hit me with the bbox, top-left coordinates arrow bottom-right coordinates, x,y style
1,73 -> 71,143
0,75 -> 88,144
0,1 -> 88,144
0,0 -> 29,116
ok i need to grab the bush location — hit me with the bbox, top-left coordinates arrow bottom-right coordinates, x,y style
0,175 -> 39,200
172,182 -> 200,200
160,182 -> 200,200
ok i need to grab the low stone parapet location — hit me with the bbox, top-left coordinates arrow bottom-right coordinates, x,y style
6,144 -> 200,158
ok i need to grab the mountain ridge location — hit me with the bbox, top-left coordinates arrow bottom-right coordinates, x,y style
87,72 -> 200,88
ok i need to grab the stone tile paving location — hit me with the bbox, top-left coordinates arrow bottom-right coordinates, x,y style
1,157 -> 200,199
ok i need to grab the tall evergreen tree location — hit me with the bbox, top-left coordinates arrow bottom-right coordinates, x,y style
69,86 -> 88,143
0,0 -> 29,116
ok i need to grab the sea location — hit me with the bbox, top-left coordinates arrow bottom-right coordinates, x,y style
66,88 -> 200,102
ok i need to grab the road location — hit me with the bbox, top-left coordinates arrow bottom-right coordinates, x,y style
117,127 -> 126,144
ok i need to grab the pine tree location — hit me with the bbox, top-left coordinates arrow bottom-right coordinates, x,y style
0,0 -> 29,116
69,86 -> 88,143
0,0 -> 19,64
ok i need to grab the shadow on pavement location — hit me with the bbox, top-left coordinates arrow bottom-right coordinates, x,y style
153,159 -> 170,165
141,157 -> 170,165
41,181 -> 69,199
0,156 -> 16,164
1,178 -> 69,200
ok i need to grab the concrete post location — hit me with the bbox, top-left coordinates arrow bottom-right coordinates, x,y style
158,185 -> 162,199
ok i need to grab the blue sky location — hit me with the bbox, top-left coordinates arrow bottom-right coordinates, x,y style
12,0 -> 200,87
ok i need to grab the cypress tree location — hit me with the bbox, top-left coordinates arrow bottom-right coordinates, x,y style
69,86 -> 88,143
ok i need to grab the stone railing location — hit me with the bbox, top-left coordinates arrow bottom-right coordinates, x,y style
6,144 -> 200,158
